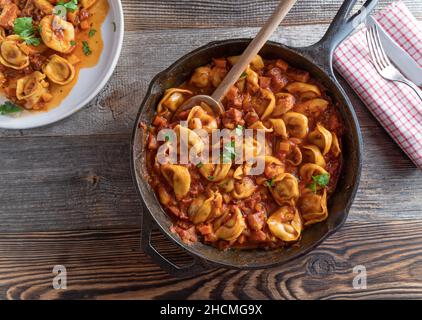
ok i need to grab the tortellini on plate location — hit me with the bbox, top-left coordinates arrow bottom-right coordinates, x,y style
16,71 -> 50,107
42,55 -> 76,85
40,15 -> 75,53
0,35 -> 29,70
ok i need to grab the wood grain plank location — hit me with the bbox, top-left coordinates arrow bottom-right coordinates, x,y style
122,0 -> 422,30
0,130 -> 420,233
0,220 -> 421,300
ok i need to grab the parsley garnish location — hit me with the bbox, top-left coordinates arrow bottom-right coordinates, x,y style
196,162 -> 203,169
88,28 -> 97,38
82,41 -> 92,56
13,18 -> 41,46
0,101 -> 21,115
57,0 -> 78,12
308,173 -> 330,193
222,140 -> 236,163
235,125 -> 244,136
208,175 -> 214,180
264,178 -> 274,188
239,71 -> 248,79
70,40 -> 76,46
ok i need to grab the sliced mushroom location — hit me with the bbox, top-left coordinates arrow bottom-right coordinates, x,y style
286,82 -> 321,96
283,112 -> 309,138
40,15 -> 75,53
232,176 -> 257,200
267,206 -> 302,242
214,207 -> 246,242
302,145 -> 326,168
299,189 -> 328,226
308,123 -> 333,155
42,55 -> 76,85
157,88 -> 192,113
0,36 -> 29,70
188,190 -> 223,224
16,71 -> 50,107
269,173 -> 299,206
161,164 -> 191,200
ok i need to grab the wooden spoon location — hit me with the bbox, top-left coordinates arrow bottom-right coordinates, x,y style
177,0 -> 298,116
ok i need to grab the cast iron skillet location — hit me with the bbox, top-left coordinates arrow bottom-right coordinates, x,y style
131,0 -> 378,277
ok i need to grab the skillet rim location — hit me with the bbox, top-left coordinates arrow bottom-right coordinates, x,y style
130,38 -> 363,270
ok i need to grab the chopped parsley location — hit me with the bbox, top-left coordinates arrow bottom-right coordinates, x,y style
239,71 -> 248,79
88,28 -> 97,38
82,41 -> 92,56
13,17 -> 41,46
308,173 -> 330,193
57,0 -> 78,12
222,140 -> 236,163
70,40 -> 76,46
208,175 -> 214,180
235,124 -> 244,136
0,101 -> 21,115
264,178 -> 274,188
196,162 -> 203,169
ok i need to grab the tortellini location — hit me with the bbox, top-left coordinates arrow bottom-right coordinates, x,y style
299,189 -> 328,226
42,55 -> 76,85
40,15 -> 76,53
232,177 -> 257,200
187,105 -> 218,133
190,66 -> 211,88
269,118 -> 288,138
174,125 -> 204,155
296,98 -> 329,116
331,133 -> 342,157
34,0 -> 54,14
81,0 -> 99,9
299,163 -> 328,183
161,164 -> 191,200
188,190 -> 223,224
283,112 -> 309,139
199,163 -> 232,182
269,173 -> 299,206
0,36 -> 29,70
302,145 -> 326,168
157,88 -> 192,113
308,123 -> 333,155
286,82 -> 321,97
214,207 -> 246,242
254,88 -> 275,120
267,206 -> 302,242
16,71 -> 50,107
273,93 -> 295,116
286,145 -> 302,166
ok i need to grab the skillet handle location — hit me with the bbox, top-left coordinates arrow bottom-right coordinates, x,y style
140,211 -> 210,278
304,0 -> 378,72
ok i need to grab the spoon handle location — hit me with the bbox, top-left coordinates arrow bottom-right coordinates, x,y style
211,0 -> 298,102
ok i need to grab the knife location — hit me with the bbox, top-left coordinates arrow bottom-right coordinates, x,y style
366,16 -> 422,87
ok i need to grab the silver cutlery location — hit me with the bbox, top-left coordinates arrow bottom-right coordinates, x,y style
366,24 -> 422,102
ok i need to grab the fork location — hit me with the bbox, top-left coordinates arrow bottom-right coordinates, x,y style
366,24 -> 422,102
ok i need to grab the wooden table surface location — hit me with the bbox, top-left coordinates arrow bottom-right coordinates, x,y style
0,0 -> 421,300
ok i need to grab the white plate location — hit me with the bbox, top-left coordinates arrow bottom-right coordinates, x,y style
0,1 -> 124,130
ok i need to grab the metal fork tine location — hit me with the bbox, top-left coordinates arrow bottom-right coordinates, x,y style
369,26 -> 386,69
366,27 -> 382,73
373,25 -> 391,67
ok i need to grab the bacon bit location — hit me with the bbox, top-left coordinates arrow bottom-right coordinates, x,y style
242,92 -> 252,111
259,76 -> 271,89
213,58 -> 227,68
287,67 -> 310,82
267,68 -> 288,92
244,110 -> 259,126
275,59 -> 289,72
79,9 -> 90,21
249,230 -> 267,242
152,115 -> 167,128
197,224 -> 213,235
172,225 -> 197,244
247,212 -> 265,231
222,107 -> 244,129
0,4 -> 19,29
225,86 -> 243,108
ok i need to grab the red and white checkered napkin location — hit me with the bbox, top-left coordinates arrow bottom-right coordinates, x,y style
333,1 -> 422,170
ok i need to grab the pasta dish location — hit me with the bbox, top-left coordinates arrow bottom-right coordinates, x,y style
144,55 -> 343,250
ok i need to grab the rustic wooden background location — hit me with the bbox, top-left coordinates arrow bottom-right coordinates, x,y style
0,0 -> 421,300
